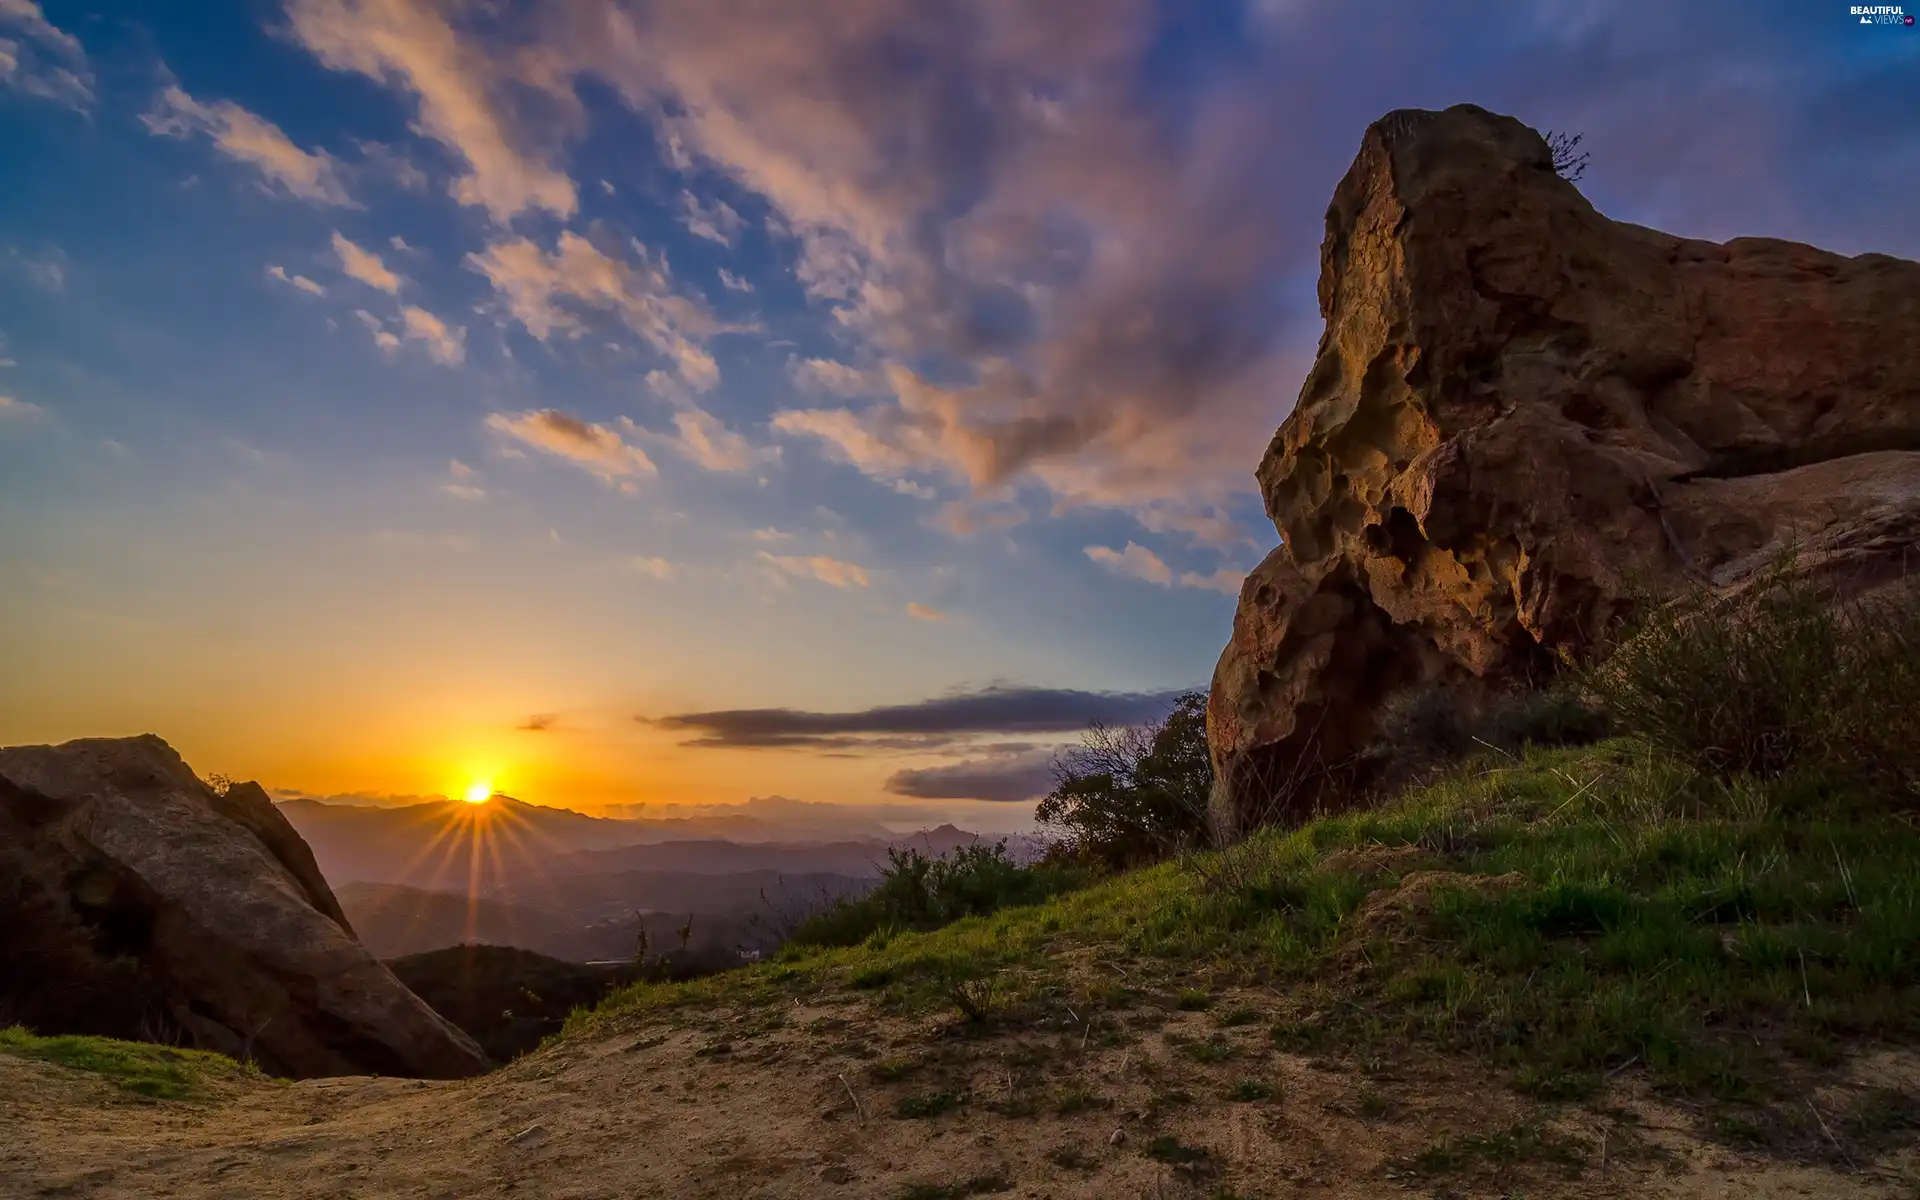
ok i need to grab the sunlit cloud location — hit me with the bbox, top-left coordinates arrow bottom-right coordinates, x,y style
399,304 -> 465,365
485,408 -> 656,485
266,264 -> 327,296
468,232 -> 722,389
1177,567 -> 1245,595
906,602 -> 947,622
284,0 -> 576,221
1085,541 -> 1172,585
757,551 -> 870,589
332,232 -> 401,293
143,85 -> 351,204
717,268 -> 752,292
679,190 -> 743,246
787,357 -> 879,399
0,394 -> 48,420
0,1 -> 93,110
629,555 -> 676,580
646,406 -> 775,473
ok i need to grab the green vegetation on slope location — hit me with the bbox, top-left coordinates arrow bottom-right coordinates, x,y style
0,1026 -> 253,1099
574,737 -> 1920,1125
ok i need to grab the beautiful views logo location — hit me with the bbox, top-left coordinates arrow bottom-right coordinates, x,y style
1850,4 -> 1915,23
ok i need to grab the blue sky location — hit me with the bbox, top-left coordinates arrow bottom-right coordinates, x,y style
1,0 -> 1914,819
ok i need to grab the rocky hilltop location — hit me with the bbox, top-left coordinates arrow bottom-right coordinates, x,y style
1209,104 -> 1920,828
0,735 -> 487,1079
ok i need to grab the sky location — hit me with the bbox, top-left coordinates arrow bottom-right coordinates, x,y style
1,0 -> 1915,823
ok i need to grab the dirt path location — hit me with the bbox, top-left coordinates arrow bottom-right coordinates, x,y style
4,994 -> 1912,1199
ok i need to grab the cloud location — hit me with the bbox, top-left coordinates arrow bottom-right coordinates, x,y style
449,458 -> 476,479
468,231 -> 722,389
1178,567 -> 1245,595
485,408 -> 656,484
906,602 -> 947,622
0,0 -> 92,110
399,304 -> 465,364
0,394 -> 47,420
650,684 -> 1188,750
284,0 -> 576,221
646,406 -> 774,472
717,268 -> 752,292
332,232 -> 402,293
266,264 -> 326,296
143,86 -> 351,204
518,713 -> 558,732
438,483 -> 485,501
788,357 -> 879,399
1085,541 -> 1172,586
933,499 -> 1026,537
354,309 -> 402,352
751,527 -> 789,542
757,551 -> 870,589
885,748 -> 1058,803
629,555 -> 676,580
680,190 -> 744,246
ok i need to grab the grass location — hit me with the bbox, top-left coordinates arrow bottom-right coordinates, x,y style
566,736 -> 1920,1140
1391,1121 -> 1588,1179
0,1027 -> 251,1099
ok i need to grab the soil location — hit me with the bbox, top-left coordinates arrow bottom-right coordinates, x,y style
4,989 -> 1914,1199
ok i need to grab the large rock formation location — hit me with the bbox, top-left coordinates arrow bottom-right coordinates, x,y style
1208,104 -> 1920,828
0,735 -> 488,1079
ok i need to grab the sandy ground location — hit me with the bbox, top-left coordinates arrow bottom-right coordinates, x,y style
4,993 -> 1914,1199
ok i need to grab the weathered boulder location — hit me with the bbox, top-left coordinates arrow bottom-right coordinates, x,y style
0,735 -> 488,1079
1208,104 -> 1920,830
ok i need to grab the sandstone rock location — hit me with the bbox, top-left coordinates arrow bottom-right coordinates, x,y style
1208,104 -> 1920,830
0,735 -> 488,1079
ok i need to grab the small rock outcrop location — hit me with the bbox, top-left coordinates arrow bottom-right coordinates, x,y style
0,735 -> 488,1079
1208,104 -> 1920,829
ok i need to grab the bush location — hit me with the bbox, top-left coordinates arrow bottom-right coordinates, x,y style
1363,683 -> 1610,795
789,843 -> 1085,949
1037,690 -> 1212,867
1585,569 -> 1920,792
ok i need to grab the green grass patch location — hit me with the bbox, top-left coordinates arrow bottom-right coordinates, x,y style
565,737 -> 1920,1140
0,1027 -> 252,1099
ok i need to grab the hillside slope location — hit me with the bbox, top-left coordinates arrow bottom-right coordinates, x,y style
7,741 -> 1917,1198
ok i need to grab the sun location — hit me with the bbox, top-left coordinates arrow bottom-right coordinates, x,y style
463,781 -> 494,805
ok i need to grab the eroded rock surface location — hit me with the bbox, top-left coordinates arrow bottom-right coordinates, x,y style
0,734 -> 488,1079
1208,104 -> 1920,828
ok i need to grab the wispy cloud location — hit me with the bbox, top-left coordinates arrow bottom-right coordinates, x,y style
518,713 -> 558,732
332,232 -> 401,293
757,552 -> 870,590
144,85 -> 351,204
485,408 -> 656,486
645,406 -> 775,473
284,0 -> 575,221
399,304 -> 464,365
906,602 -> 947,622
0,1 -> 92,110
629,556 -> 676,580
1177,567 -> 1245,595
266,264 -> 327,296
468,232 -> 723,389
717,268 -> 753,292
680,190 -> 744,246
0,394 -> 48,420
650,684 -> 1188,750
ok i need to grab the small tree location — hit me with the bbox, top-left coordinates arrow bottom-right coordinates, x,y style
1545,130 -> 1590,182
1036,690 -> 1212,867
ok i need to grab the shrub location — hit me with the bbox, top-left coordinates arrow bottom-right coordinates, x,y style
1585,569 -> 1920,792
1036,690 -> 1212,867
789,843 -> 1085,948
